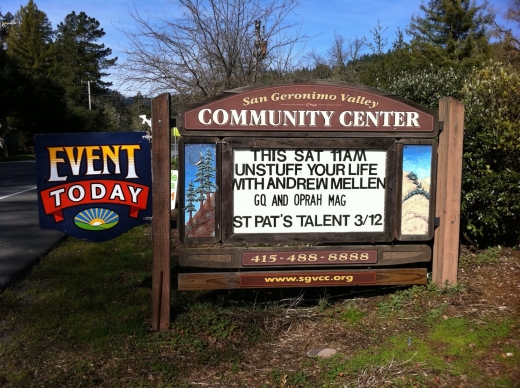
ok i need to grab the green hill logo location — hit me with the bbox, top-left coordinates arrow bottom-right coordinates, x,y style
74,208 -> 119,231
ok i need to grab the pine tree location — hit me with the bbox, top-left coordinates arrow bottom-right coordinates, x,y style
5,0 -> 54,76
407,0 -> 494,67
54,11 -> 116,96
2,2 -> 70,143
52,11 -> 117,132
200,149 -> 218,201
184,181 -> 197,220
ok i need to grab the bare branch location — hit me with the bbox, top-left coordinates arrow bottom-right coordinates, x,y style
116,0 -> 309,99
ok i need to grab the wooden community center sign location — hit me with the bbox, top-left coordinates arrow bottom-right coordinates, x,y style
32,80 -> 462,331
31,80 -> 463,331
148,81 -> 464,330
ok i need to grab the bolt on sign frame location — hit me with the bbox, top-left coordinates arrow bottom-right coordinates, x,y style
150,81 -> 464,330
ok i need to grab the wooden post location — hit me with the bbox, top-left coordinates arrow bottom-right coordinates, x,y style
151,93 -> 171,331
433,97 -> 464,287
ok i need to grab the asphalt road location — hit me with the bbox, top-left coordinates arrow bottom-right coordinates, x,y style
0,161 -> 64,289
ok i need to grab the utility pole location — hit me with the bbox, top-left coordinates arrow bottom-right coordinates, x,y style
252,20 -> 267,84
81,80 -> 92,110
87,80 -> 92,110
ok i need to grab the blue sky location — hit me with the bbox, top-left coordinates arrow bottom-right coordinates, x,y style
403,144 -> 432,181
2,0 -> 517,94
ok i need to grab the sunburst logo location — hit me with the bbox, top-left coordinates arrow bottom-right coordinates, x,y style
74,208 -> 119,231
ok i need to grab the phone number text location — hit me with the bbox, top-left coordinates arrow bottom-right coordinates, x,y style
241,250 -> 377,266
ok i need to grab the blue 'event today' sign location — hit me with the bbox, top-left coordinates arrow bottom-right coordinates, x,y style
35,132 -> 152,242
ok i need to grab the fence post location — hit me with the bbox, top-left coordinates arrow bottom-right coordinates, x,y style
151,93 -> 171,331
433,97 -> 464,287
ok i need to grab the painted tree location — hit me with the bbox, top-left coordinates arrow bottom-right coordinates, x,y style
184,181 -> 197,220
407,0 -> 494,67
194,157 -> 206,208
193,148 -> 218,207
200,149 -> 218,202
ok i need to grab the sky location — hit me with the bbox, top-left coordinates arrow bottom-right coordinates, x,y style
403,144 -> 432,180
1,0 -> 517,95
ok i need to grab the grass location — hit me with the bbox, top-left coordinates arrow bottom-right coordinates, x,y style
339,305 -> 365,324
0,228 -> 518,387
318,318 -> 513,383
0,226 -> 154,384
459,246 -> 503,267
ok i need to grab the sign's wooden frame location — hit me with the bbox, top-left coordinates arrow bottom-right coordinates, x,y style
150,86 -> 464,332
151,94 -> 171,331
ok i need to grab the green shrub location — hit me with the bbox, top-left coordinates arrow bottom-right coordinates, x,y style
389,61 -> 520,247
387,65 -> 467,109
460,62 -> 520,247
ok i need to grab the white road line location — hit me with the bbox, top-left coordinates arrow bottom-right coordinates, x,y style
0,187 -> 37,200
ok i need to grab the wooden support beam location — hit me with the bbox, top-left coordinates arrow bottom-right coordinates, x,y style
178,268 -> 427,290
433,97 -> 464,287
151,93 -> 171,331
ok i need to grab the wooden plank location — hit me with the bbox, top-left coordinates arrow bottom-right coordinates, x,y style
433,97 -> 464,287
151,93 -> 171,331
180,244 -> 432,268
178,268 -> 427,290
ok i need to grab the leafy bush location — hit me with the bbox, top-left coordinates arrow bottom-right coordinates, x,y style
460,62 -> 520,247
389,61 -> 520,247
387,65 -> 468,109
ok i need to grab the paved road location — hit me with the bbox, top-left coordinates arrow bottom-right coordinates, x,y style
0,161 -> 64,289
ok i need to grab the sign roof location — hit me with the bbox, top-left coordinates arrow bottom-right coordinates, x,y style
179,81 -> 439,138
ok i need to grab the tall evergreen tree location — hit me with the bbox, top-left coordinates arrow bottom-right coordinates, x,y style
2,2 -> 71,149
200,149 -> 218,202
54,11 -> 116,96
407,0 -> 494,67
52,11 -> 117,131
5,0 -> 54,76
